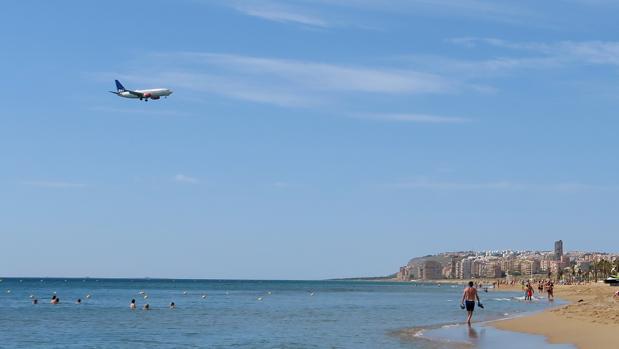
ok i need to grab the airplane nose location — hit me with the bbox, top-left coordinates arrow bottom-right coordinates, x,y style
169,90 -> 173,94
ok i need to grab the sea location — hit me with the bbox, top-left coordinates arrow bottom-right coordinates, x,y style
0,278 -> 575,348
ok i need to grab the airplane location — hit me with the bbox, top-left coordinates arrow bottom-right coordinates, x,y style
109,80 -> 173,101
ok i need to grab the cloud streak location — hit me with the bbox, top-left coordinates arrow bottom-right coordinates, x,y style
450,37 -> 619,67
390,178 -> 619,193
231,1 -> 328,27
22,180 -> 87,188
173,174 -> 199,184
355,113 -> 471,124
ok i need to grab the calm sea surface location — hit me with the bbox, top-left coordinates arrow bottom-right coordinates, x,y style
0,278 -> 571,348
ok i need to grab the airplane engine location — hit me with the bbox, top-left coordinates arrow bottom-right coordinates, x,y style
151,96 -> 160,100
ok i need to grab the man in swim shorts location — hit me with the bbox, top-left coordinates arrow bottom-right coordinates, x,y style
461,281 -> 481,325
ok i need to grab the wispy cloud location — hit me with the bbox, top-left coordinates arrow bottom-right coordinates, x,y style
355,113 -> 471,124
173,174 -> 199,184
227,0 -> 537,27
450,37 -> 619,67
89,106 -> 191,117
231,1 -> 328,27
22,180 -> 87,188
309,0 -> 537,25
390,178 -> 619,193
169,52 -> 452,95
392,179 -> 520,191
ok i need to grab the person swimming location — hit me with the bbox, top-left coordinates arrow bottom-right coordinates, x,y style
32,299 -> 38,305
76,298 -> 82,304
170,302 -> 176,309
130,299 -> 137,310
51,295 -> 59,304
143,303 -> 150,310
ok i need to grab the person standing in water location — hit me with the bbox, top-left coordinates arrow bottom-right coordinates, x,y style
547,281 -> 554,301
461,281 -> 482,325
130,299 -> 137,310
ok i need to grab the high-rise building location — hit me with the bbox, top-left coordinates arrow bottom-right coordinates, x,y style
554,240 -> 563,260
418,260 -> 443,280
456,259 -> 472,279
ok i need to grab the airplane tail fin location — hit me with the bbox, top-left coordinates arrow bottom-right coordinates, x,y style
115,79 -> 126,92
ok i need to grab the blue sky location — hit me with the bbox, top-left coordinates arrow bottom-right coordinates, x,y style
1,0 -> 618,279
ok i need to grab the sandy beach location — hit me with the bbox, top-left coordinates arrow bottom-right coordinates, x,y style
493,282 -> 619,349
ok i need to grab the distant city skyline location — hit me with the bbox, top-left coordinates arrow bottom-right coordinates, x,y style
1,1 -> 618,279
398,240 -> 617,281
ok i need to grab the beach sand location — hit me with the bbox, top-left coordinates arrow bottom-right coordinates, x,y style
492,283 -> 619,349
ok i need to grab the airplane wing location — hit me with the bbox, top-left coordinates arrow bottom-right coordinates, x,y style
126,90 -> 144,97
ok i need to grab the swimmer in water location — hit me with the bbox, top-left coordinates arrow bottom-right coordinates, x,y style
130,299 -> 137,310
32,299 -> 38,305
76,298 -> 82,304
170,302 -> 176,309
143,303 -> 150,310
51,295 -> 59,304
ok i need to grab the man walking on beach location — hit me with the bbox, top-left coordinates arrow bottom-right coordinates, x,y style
461,281 -> 482,325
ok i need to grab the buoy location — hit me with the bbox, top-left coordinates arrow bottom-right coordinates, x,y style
257,297 -> 263,301
202,295 -> 207,299
183,291 -> 187,295
143,295 -> 148,299
29,294 -> 34,298
6,290 -> 11,294
267,291 -> 272,295
86,294 -> 92,299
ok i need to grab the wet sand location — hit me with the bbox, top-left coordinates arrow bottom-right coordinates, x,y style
492,283 -> 619,349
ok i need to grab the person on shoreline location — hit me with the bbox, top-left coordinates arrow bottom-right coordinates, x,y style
547,281 -> 554,301
461,281 -> 482,325
130,299 -> 137,310
525,282 -> 534,301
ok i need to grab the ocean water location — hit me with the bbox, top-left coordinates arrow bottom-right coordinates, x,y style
0,278 -> 571,348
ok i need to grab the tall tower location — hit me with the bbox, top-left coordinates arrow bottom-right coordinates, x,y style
554,240 -> 563,260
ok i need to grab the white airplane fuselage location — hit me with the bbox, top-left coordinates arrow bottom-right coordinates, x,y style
118,88 -> 173,100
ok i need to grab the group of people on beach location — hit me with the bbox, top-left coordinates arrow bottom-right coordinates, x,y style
460,278 -> 560,325
523,279 -> 554,301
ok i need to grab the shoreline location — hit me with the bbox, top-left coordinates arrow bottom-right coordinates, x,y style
394,286 -> 565,348
491,283 -> 618,349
